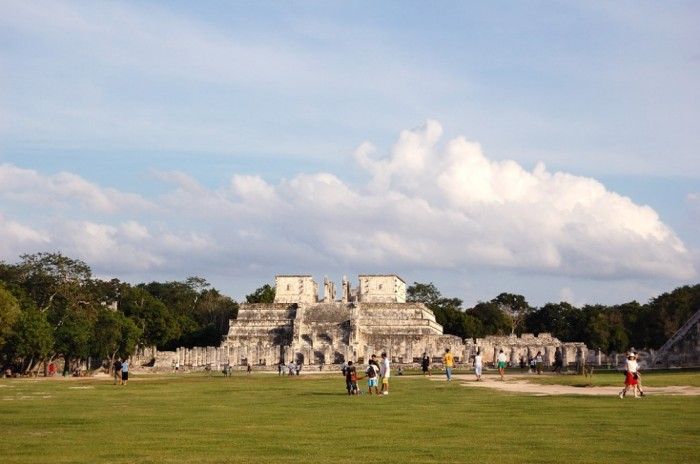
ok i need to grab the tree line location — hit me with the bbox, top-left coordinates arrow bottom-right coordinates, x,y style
0,253 -> 238,375
1,252 -> 697,374
406,282 -> 700,353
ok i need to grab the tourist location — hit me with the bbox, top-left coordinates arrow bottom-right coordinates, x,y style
529,356 -> 536,373
421,352 -> 431,376
113,358 -> 122,385
553,348 -> 563,374
345,361 -> 358,395
534,351 -> 544,375
366,361 -> 380,395
278,362 -> 283,375
295,364 -> 301,376
497,349 -> 507,381
519,356 -> 526,372
474,350 -> 483,381
380,352 -> 391,395
369,354 -> 380,370
247,363 -> 252,374
619,352 -> 641,399
287,361 -> 295,376
632,351 -> 646,397
397,366 -> 404,376
443,348 -> 454,382
120,359 -> 129,386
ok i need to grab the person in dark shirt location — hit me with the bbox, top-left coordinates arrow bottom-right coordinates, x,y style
421,352 -> 431,376
113,359 -> 122,385
345,361 -> 358,395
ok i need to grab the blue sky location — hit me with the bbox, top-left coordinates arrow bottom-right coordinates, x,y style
0,1 -> 698,306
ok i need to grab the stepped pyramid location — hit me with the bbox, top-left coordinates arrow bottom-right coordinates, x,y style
653,309 -> 700,367
222,274 -> 464,366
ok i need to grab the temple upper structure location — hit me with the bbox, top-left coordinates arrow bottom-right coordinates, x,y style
274,275 -> 318,304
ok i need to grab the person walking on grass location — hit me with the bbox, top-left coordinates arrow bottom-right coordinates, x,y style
534,351 -> 544,375
443,348 -> 454,382
474,350 -> 483,381
619,352 -> 641,399
345,361 -> 358,395
631,351 -> 646,396
421,352 -> 431,376
120,359 -> 129,386
380,352 -> 391,395
553,348 -> 563,374
113,358 -> 122,385
366,360 -> 380,395
497,349 -> 507,381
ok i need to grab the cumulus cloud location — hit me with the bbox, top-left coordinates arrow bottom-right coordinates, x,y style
0,122 -> 695,287
0,214 -> 50,257
0,164 -> 153,213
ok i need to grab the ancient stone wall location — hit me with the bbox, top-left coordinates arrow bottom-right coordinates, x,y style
129,345 -> 227,371
471,333 -> 587,367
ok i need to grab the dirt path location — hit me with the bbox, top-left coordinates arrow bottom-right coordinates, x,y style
432,374 -> 700,396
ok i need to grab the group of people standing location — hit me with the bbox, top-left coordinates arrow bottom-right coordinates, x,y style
112,358 -> 129,385
342,353 -> 390,396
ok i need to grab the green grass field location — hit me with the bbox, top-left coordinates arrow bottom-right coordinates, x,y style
1,372 -> 698,464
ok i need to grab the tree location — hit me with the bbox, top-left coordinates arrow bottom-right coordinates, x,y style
120,286 -> 180,348
245,284 -> 275,304
55,311 -> 94,374
406,282 -> 442,306
582,307 -> 610,351
492,292 -> 531,335
525,302 -> 581,341
4,310 -> 54,373
14,252 -> 91,312
0,284 -> 21,350
468,301 -> 511,336
407,282 -> 472,339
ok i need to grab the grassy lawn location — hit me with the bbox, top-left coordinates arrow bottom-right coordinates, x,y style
520,369 -> 700,388
1,372 -> 698,464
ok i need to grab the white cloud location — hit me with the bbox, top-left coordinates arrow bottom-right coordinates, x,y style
0,164 -> 153,213
0,213 -> 49,257
0,122 -> 694,289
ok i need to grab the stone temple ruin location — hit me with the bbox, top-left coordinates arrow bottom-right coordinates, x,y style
132,274 -> 590,371
220,274 -> 587,368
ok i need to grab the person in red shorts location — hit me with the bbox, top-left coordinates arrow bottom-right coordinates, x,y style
619,353 -> 640,399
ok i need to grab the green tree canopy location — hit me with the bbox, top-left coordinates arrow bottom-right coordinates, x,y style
245,284 -> 275,304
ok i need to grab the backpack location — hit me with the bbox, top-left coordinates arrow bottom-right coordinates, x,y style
366,364 -> 377,378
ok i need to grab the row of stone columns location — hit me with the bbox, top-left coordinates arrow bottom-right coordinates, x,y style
175,346 -> 225,369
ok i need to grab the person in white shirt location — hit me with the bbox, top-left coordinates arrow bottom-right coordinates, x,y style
619,353 -> 641,399
497,349 -> 507,381
380,352 -> 391,395
474,350 -> 483,381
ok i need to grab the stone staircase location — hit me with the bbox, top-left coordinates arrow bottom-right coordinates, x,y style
653,309 -> 700,366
